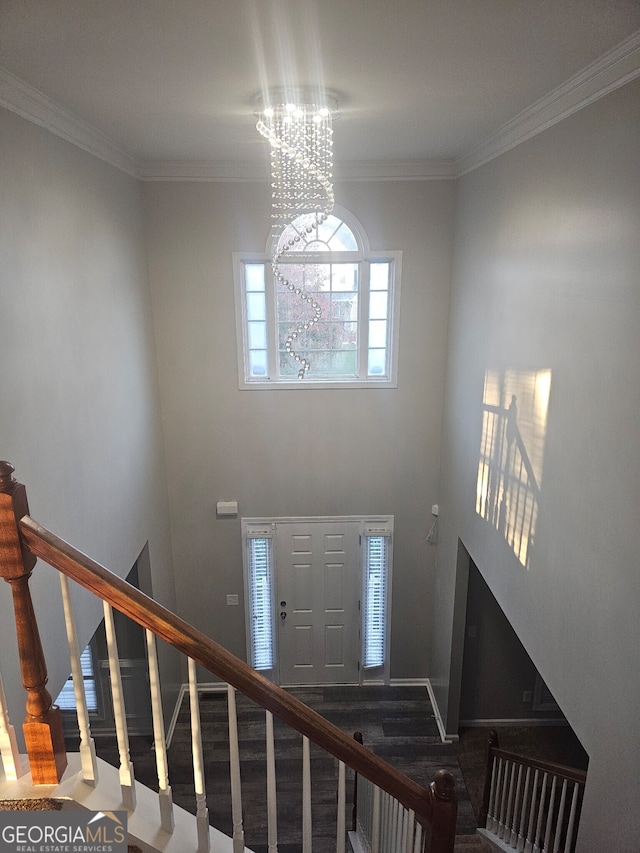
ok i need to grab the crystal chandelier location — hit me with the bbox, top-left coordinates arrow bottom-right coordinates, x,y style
256,89 -> 337,378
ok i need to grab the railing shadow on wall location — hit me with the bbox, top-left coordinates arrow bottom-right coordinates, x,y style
475,368 -> 552,569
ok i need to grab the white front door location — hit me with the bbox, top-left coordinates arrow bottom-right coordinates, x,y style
276,520 -> 360,686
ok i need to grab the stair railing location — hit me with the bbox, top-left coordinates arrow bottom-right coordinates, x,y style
479,730 -> 586,853
0,462 -> 457,853
352,733 -> 456,853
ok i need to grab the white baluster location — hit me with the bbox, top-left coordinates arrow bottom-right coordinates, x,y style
265,710 -> 278,853
188,658 -> 210,853
336,759 -> 346,853
563,782 -> 580,853
226,685 -> 245,853
146,629 -> 174,832
524,768 -> 540,853
59,575 -> 98,786
553,779 -> 568,853
380,790 -> 389,851
302,735 -> 312,852
487,754 -> 499,833
371,784 -> 381,853
498,758 -> 510,838
103,602 -> 135,810
391,798 -> 401,852
517,766 -> 532,852
412,818 -> 422,853
397,804 -> 406,851
543,775 -> 557,852
492,757 -> 504,834
405,809 -> 415,853
533,772 -> 548,853
511,763 -> 524,847
0,670 -> 22,780
505,760 -> 517,841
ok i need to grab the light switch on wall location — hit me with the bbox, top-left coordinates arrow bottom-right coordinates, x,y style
226,594 -> 239,606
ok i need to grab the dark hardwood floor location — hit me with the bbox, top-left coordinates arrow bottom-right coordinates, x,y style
84,685 -> 477,852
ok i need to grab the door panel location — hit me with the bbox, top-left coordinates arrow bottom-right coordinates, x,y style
277,521 -> 360,685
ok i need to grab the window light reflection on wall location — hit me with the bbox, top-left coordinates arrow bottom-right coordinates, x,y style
476,368 -> 552,569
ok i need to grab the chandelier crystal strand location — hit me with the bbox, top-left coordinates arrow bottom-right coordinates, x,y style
256,96 -> 335,378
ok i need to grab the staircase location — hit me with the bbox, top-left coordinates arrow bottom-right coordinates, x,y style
0,461 -> 459,853
476,732 -> 586,853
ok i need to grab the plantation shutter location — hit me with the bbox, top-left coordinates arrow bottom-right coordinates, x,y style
247,533 -> 274,671
55,646 -> 98,711
363,532 -> 390,669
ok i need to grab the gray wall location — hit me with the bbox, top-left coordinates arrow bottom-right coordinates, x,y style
0,107 -> 180,733
433,79 -> 640,851
143,177 -> 455,679
460,561 -> 564,723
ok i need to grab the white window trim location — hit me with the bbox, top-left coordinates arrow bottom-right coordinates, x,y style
241,515 -> 393,685
233,211 -> 401,390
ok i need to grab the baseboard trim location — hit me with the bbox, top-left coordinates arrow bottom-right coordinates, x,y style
389,678 -> 429,687
166,678 -> 460,747
425,679 -> 458,743
165,681 -> 229,748
459,718 -> 570,728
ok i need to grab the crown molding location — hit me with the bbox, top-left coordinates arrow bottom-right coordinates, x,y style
138,160 -> 269,181
2,28 -> 639,183
0,65 -> 140,177
139,158 -> 456,181
334,160 -> 457,181
457,27 -> 640,176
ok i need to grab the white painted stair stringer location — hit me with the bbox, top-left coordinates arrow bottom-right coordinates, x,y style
0,753 -> 256,853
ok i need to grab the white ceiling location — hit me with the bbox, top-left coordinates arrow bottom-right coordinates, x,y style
1,0 -> 639,174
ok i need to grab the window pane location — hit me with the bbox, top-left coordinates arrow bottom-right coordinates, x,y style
331,294 -> 358,321
275,214 -> 357,254
330,350 -> 357,375
369,319 -> 387,348
245,263 -> 266,292
249,349 -> 268,377
370,262 -> 390,290
329,222 -> 358,251
332,263 -> 358,292
368,348 -> 387,376
247,292 -> 266,322
248,321 -> 267,349
369,290 -> 389,320
332,322 -> 358,349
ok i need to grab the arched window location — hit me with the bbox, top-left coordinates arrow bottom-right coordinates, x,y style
234,208 -> 401,388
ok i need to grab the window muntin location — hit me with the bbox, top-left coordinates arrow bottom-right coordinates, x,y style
276,213 -> 358,253
235,211 -> 400,388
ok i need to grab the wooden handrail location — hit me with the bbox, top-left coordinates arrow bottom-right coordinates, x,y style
489,746 -> 587,785
18,514 -> 456,830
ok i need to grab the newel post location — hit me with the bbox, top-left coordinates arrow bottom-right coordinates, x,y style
426,769 -> 457,853
0,461 -> 67,784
